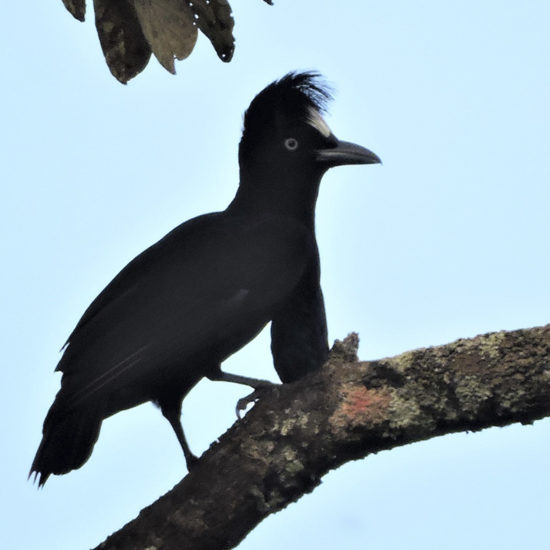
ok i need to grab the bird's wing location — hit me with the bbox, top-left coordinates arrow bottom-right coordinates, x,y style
55,212 -> 314,406
271,255 -> 329,383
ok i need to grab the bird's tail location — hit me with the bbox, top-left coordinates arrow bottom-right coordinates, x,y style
30,400 -> 103,486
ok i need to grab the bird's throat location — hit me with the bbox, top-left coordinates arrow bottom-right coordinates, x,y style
228,169 -> 322,229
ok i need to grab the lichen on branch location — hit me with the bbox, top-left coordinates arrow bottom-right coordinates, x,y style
95,324 -> 550,550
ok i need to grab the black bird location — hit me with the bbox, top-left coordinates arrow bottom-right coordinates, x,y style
30,72 -> 380,485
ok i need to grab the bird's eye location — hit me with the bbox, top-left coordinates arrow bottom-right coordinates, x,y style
284,137 -> 299,151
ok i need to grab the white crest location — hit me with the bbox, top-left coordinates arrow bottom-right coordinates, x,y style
307,106 -> 332,138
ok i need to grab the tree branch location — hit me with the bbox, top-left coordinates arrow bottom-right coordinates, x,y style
94,324 -> 550,550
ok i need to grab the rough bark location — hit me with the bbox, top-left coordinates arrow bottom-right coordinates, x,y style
94,324 -> 550,550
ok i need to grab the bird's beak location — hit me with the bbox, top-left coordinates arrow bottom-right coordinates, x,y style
316,139 -> 381,167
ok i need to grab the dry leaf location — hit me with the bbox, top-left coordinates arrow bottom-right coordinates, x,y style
62,0 -> 86,22
61,0 -> 272,82
190,0 -> 235,62
134,0 -> 198,74
93,0 -> 152,84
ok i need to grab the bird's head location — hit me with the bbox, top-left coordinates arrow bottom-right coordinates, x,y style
239,72 -> 380,177
232,72 -> 380,221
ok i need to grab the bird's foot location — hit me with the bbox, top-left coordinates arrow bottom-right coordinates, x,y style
235,382 -> 278,419
185,452 -> 200,472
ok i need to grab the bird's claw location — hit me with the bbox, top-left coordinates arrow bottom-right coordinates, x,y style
236,389 -> 261,418
235,383 -> 278,419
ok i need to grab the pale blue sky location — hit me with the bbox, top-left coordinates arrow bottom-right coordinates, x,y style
2,2 -> 550,549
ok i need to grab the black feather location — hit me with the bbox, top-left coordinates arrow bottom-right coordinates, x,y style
239,71 -> 332,160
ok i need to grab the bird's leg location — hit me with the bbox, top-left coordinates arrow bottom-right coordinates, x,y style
206,369 -> 278,418
161,404 -> 199,472
208,370 -> 275,389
